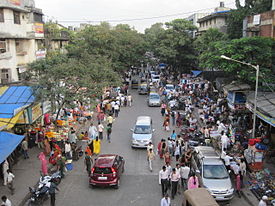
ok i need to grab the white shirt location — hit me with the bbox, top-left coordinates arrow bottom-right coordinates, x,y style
65,143 -> 71,153
231,164 -> 240,175
170,172 -> 180,182
258,200 -> 267,206
7,172 -> 15,183
223,155 -> 233,166
1,199 -> 12,206
160,197 -> 171,206
147,144 -> 154,151
111,101 -> 116,108
98,124 -> 104,133
180,166 -> 190,179
114,104 -> 119,110
159,170 -> 169,184
174,145 -> 181,156
221,134 -> 229,144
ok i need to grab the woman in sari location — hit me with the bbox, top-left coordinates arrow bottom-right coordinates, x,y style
44,137 -> 51,156
38,152 -> 48,176
93,137 -> 101,155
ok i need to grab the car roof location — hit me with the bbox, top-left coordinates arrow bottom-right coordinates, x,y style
94,154 -> 116,167
136,116 -> 151,125
166,84 -> 174,87
202,158 -> 224,165
195,146 -> 219,158
149,92 -> 159,96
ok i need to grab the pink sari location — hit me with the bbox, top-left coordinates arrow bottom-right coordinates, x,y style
38,152 -> 48,176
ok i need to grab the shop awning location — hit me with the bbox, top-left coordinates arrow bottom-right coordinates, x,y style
191,70 -> 202,77
223,81 -> 251,93
0,132 -> 24,164
246,92 -> 275,127
0,86 -> 35,130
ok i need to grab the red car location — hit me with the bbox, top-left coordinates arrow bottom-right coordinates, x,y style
89,154 -> 125,189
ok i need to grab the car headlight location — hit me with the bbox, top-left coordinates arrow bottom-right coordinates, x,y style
227,188 -> 234,194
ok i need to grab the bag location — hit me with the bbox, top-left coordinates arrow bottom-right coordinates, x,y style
255,143 -> 267,151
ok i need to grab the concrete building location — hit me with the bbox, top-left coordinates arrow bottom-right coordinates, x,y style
0,0 -> 44,83
197,2 -> 231,35
185,13 -> 209,38
244,0 -> 275,38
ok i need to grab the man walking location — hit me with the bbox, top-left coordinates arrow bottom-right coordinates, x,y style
21,138 -> 29,159
6,169 -> 15,195
170,168 -> 180,199
106,124 -> 112,143
84,152 -> 93,176
180,163 -> 190,190
106,115 -> 114,128
1,195 -> 12,206
98,122 -> 104,140
2,160 -> 9,186
114,103 -> 119,117
147,148 -> 155,172
88,123 -> 98,140
159,166 -> 169,197
160,193 -> 171,206
49,181 -> 59,206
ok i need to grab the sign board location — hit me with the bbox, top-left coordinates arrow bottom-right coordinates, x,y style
35,50 -> 46,59
9,0 -> 21,6
27,103 -> 42,124
34,23 -> 44,34
253,14 -> 261,25
42,101 -> 51,114
16,109 -> 29,124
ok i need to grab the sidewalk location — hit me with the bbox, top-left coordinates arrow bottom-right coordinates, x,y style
0,119 -> 92,206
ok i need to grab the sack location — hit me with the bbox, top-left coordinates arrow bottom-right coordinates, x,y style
255,143 -> 267,151
248,138 -> 261,146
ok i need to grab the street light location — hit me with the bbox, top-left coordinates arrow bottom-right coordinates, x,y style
221,55 -> 259,138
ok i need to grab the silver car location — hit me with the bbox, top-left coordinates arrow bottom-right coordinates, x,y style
192,146 -> 234,201
147,92 -> 161,107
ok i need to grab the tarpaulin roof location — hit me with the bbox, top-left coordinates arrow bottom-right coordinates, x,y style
0,132 -> 24,164
191,70 -> 202,77
0,86 -> 35,118
223,81 -> 251,92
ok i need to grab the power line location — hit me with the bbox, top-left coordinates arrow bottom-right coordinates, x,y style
55,2 -> 236,23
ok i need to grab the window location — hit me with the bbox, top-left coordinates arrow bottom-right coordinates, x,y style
0,39 -> 7,53
15,40 -> 24,53
33,13 -> 43,23
1,69 -> 11,84
0,9 -> 4,22
13,11 -> 20,24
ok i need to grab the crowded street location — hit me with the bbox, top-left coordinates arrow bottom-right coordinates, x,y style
37,85 -> 251,206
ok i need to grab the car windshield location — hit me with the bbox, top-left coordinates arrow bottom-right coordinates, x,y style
150,95 -> 159,100
166,85 -> 174,90
134,125 -> 151,134
203,165 -> 229,179
152,76 -> 160,79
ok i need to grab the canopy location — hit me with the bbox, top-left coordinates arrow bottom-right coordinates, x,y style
0,86 -> 35,130
0,132 -> 24,164
191,70 -> 202,77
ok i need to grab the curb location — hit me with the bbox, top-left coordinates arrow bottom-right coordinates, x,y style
241,190 -> 257,206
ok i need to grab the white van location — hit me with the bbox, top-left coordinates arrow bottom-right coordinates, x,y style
131,116 -> 154,148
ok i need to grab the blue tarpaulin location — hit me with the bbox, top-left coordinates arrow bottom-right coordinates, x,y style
191,70 -> 203,77
0,132 -> 24,164
159,63 -> 167,67
0,86 -> 35,118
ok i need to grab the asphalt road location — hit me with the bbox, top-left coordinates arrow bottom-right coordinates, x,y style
41,89 -> 251,206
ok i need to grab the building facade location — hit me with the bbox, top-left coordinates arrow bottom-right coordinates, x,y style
185,13 -> 209,38
0,0 -> 44,83
197,2 -> 231,35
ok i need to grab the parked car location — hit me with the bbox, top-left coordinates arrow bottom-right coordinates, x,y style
131,116 -> 154,148
89,154 -> 125,189
165,84 -> 175,93
148,92 -> 161,107
151,74 -> 160,83
191,146 -> 234,201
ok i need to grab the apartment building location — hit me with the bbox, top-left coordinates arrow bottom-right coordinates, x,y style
197,2 -> 231,35
0,0 -> 44,83
185,13 -> 209,38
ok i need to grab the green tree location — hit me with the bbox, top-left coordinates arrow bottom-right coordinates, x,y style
27,54 -> 121,119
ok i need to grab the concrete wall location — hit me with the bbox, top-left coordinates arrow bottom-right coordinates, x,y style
198,16 -> 227,33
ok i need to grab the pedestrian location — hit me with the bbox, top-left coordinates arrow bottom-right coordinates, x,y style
221,131 -> 229,151
88,123 -> 98,140
240,159 -> 246,187
68,128 -> 77,144
171,111 -> 176,126
84,152 -> 93,176
56,155 -> 65,178
161,103 -> 166,116
174,141 -> 181,161
1,195 -> 11,206
44,137 -> 51,156
6,169 -> 15,195
160,193 -> 171,206
236,171 -> 241,198
21,138 -> 29,159
93,137 -> 101,155
180,163 -> 190,190
159,166 -> 169,197
106,124 -> 112,143
187,173 -> 199,189
64,141 -> 72,160
147,142 -> 154,151
163,120 -> 170,131
2,160 -> 9,186
258,196 -> 268,206
147,148 -> 155,172
114,103 -> 119,117
98,122 -> 104,140
127,94 -> 132,107
164,151 -> 171,165
170,168 -> 180,199
170,130 -> 177,141
37,131 -> 44,149
38,152 -> 48,176
49,181 -> 59,206
222,152 -> 233,171
107,115 -> 114,127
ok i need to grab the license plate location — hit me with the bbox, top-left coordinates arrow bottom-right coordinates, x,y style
215,196 -> 224,199
98,177 -> 107,180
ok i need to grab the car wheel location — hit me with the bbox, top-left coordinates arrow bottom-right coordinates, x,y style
89,184 -> 94,189
114,179 -> 120,189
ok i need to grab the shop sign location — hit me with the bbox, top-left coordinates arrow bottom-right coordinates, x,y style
34,23 -> 44,34
28,103 -> 42,123
35,50 -> 46,59
42,101 -> 51,114
16,109 -> 29,124
9,0 -> 21,6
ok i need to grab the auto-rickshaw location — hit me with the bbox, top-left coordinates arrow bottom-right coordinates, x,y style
183,188 -> 219,206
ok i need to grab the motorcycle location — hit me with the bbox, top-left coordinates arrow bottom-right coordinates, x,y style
27,171 -> 61,205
